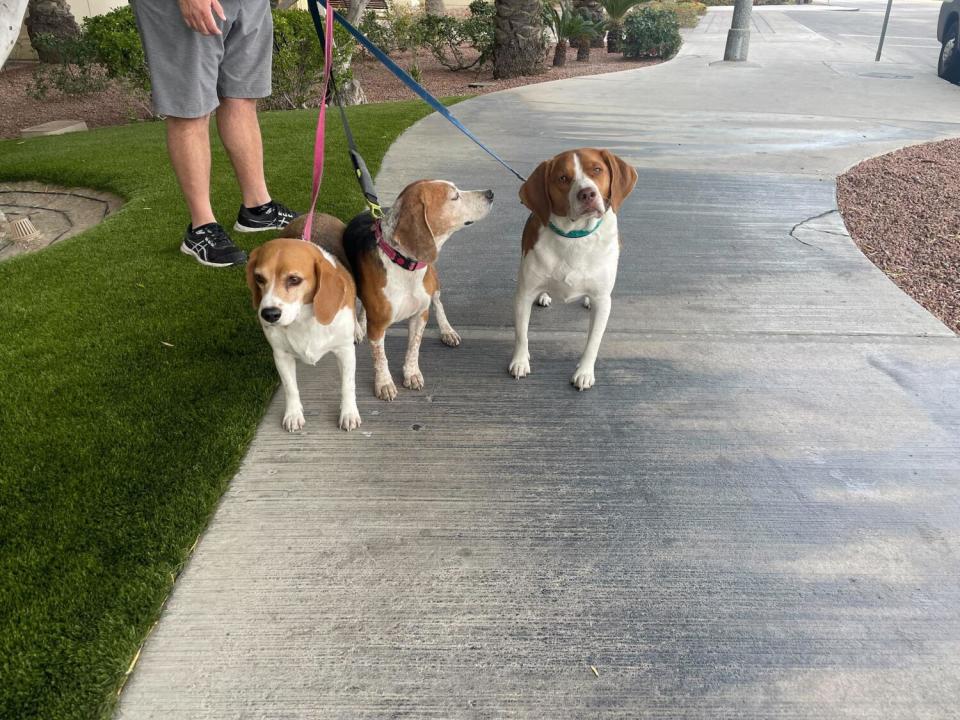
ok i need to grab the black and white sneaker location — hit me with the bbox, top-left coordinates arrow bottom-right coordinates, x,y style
180,223 -> 247,268
234,200 -> 298,233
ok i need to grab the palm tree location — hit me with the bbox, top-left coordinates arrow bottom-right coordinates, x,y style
26,0 -> 79,63
573,0 -> 605,49
543,2 -> 600,66
600,0 -> 643,53
493,0 -> 545,78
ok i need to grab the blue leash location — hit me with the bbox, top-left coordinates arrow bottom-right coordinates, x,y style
306,0 -> 527,188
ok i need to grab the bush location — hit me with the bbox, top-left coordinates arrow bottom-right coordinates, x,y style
623,5 -> 681,59
417,0 -> 494,70
644,1 -> 705,28
358,1 -> 426,55
82,7 -> 150,91
28,33 -> 107,98
267,8 -> 355,110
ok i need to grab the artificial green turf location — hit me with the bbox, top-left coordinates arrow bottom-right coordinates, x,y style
0,101 -> 441,720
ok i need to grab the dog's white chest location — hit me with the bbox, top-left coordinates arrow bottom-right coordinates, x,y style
531,216 -> 620,302
263,305 -> 353,365
382,255 -> 431,323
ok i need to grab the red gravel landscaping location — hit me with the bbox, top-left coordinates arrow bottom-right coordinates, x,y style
1,47 -> 655,140
837,138 -> 960,335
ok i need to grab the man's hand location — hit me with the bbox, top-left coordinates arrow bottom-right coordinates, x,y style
178,0 -> 226,35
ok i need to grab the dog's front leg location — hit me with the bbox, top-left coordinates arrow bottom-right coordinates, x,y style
403,310 -> 428,390
368,326 -> 397,401
572,294 -> 612,391
509,279 -> 539,379
333,344 -> 361,431
432,291 -> 460,347
274,350 -> 305,431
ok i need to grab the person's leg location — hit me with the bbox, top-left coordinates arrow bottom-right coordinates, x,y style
166,115 -> 216,229
215,97 -> 270,209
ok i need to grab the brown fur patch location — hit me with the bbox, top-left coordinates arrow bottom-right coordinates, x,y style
355,252 -> 391,341
280,213 -> 350,269
521,214 -> 543,256
423,265 -> 440,296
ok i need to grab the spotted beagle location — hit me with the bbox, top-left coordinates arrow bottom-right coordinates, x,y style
509,148 -> 638,390
345,180 -> 494,401
246,213 -> 361,432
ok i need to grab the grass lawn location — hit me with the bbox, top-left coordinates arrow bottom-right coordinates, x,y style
0,100 -> 442,720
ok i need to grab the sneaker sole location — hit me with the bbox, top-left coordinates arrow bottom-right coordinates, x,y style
180,242 -> 243,268
233,221 -> 287,233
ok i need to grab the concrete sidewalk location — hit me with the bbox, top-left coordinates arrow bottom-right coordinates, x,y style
117,5 -> 960,719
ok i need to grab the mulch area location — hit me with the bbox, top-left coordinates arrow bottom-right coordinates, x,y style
0,47 -> 655,139
0,61 -> 152,139
837,138 -> 960,334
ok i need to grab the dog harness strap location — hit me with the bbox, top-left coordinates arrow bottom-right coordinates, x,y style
373,220 -> 425,271
548,217 -> 605,239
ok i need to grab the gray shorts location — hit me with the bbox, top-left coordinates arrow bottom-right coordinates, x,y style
132,0 -> 273,118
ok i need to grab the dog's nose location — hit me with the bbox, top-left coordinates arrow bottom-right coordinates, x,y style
484,189 -> 494,201
577,187 -> 598,204
260,307 -> 282,324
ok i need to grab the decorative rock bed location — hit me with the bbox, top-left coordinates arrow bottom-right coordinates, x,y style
0,181 -> 123,261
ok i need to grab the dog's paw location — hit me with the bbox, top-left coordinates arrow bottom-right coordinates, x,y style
536,292 -> 552,308
282,407 -> 306,432
403,370 -> 425,391
375,379 -> 398,401
571,366 -> 595,391
441,329 -> 461,347
339,406 -> 362,431
582,296 -> 591,309
509,355 -> 531,379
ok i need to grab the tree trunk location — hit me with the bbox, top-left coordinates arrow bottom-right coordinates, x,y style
606,22 -> 621,53
577,39 -> 590,61
493,0 -> 545,79
425,0 -> 446,15
26,0 -> 79,63
346,0 -> 370,24
2,0 -> 30,66
552,40 -> 567,67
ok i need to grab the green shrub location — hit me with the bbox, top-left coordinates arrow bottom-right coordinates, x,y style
416,0 -> 494,70
623,5 -> 681,58
267,8 -> 354,110
28,33 -> 107,98
82,6 -> 150,91
644,0 -> 705,28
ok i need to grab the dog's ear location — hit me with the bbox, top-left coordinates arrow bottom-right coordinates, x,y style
519,159 -> 553,225
391,188 -> 438,264
246,246 -> 262,309
312,250 -> 348,325
601,150 -> 638,213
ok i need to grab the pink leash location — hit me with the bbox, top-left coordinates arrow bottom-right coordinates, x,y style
301,3 -> 335,243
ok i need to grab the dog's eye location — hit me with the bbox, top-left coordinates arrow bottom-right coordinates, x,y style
592,166 -> 602,174
451,193 -> 460,201
559,175 -> 569,183
286,275 -> 302,287
254,274 -> 266,285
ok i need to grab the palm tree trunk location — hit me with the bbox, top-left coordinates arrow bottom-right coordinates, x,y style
553,40 -> 567,66
607,21 -> 621,53
493,0 -> 545,79
425,0 -> 446,15
577,39 -> 590,61
1,0 -> 30,65
26,0 -> 79,63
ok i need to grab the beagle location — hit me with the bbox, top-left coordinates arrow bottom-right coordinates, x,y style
345,180 -> 494,401
509,148 -> 638,390
246,213 -> 361,432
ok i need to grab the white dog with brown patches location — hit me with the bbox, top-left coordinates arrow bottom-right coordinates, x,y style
509,148 -> 638,390
246,214 -> 361,432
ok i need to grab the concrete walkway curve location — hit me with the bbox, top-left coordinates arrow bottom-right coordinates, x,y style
117,4 -> 960,718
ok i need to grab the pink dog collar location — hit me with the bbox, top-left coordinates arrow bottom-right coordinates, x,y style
373,220 -> 426,271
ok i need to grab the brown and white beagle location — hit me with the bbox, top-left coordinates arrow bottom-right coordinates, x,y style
344,179 -> 494,401
246,213 -> 361,431
509,148 -> 638,390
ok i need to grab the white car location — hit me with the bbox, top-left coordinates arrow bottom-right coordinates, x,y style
938,0 -> 960,80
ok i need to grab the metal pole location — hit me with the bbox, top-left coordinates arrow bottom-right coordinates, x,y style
876,0 -> 894,61
724,0 -> 754,61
